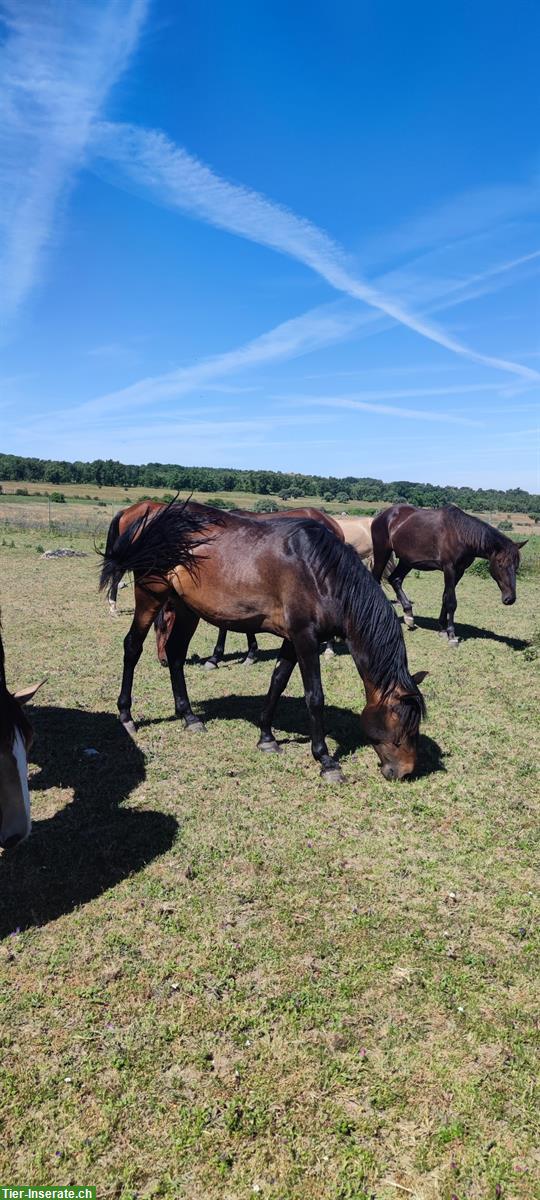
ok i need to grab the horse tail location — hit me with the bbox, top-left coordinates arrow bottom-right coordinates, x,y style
100,509 -> 126,598
99,499 -> 219,594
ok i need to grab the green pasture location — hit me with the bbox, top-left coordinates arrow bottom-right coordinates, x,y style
0,534 -> 539,1199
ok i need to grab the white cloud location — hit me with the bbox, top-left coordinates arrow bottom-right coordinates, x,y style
91,120 -> 539,381
0,0 -> 147,332
274,394 -> 484,427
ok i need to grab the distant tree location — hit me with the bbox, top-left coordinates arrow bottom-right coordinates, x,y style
254,498 -> 279,512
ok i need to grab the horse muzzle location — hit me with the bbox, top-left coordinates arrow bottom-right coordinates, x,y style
502,594 -> 516,606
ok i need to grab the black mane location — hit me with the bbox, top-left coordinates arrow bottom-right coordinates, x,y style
289,522 -> 425,730
444,504 -> 517,558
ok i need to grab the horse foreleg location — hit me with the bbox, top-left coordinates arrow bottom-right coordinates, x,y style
388,561 -> 416,628
165,604 -> 204,729
204,625 -> 227,670
258,640 -> 297,752
294,629 -> 344,781
118,585 -> 163,732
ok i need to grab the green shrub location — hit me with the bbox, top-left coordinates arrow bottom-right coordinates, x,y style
498,519 -> 513,531
50,492 -> 66,503
254,498 -> 279,513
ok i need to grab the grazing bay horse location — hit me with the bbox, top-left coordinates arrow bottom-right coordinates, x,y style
0,621 -> 41,849
100,502 -> 426,781
105,502 -> 343,666
371,503 -> 526,644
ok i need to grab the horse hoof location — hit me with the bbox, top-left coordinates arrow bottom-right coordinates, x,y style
323,647 -> 335,660
203,659 -> 218,670
120,718 -> 137,739
321,766 -> 345,783
186,719 -> 207,733
438,630 -> 449,639
448,637 -> 459,648
257,739 -> 281,754
243,656 -> 258,666
404,619 -> 416,630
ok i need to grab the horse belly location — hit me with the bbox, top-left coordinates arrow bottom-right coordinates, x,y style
171,564 -> 282,634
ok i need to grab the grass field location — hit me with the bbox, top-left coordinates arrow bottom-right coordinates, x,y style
1,533 -> 539,1199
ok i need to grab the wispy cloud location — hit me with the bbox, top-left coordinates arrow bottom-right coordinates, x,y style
0,0 -> 147,332
358,178 -> 540,269
91,120 -> 539,381
59,301 -> 381,417
276,394 -> 484,427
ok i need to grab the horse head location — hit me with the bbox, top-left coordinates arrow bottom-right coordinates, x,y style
489,540 -> 527,606
359,671 -> 427,780
0,681 -> 42,850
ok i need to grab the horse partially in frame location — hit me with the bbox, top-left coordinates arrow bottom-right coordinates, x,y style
0,618 -> 42,850
100,501 -> 426,782
371,503 -> 526,645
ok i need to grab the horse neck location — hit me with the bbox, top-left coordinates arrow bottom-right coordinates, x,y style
457,513 -> 505,560
344,620 -> 402,710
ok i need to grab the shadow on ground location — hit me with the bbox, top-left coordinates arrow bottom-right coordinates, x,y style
0,706 -> 178,939
412,614 -> 529,650
139,693 -> 445,780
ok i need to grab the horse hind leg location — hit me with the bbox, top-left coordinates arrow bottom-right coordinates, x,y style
242,632 -> 259,665
204,625 -> 226,669
388,562 -> 416,629
118,586 -> 162,733
165,605 -> 205,729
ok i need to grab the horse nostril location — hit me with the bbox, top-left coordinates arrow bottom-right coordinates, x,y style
503,596 -> 515,605
381,764 -> 395,780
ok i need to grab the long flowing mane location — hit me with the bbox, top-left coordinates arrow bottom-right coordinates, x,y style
444,505 -> 517,559
289,523 -> 425,731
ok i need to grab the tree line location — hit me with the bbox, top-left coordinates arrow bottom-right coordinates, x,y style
0,452 -> 538,514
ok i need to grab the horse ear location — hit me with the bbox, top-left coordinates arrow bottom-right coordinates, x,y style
14,680 -> 46,705
514,539 -> 528,550
412,670 -> 428,685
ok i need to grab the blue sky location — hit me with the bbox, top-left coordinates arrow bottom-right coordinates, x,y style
1,0 -> 539,489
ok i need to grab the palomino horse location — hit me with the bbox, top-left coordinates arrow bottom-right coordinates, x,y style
100,502 -> 426,781
0,620 -> 42,849
105,502 -> 343,666
371,503 -> 526,645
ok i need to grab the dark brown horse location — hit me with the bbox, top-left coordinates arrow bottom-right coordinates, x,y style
105,502 -> 343,666
0,619 -> 41,849
100,501 -> 426,781
371,504 -> 526,644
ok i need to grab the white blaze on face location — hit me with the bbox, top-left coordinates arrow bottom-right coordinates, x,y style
0,728 -> 32,848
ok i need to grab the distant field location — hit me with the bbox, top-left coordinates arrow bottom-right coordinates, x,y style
0,481 -> 536,538
0,531 -> 539,1198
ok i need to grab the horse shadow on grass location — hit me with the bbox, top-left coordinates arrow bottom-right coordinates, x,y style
182,692 -> 446,780
0,705 -> 178,940
412,614 -> 529,651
